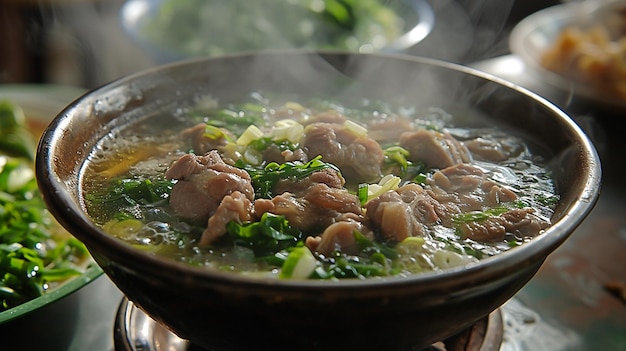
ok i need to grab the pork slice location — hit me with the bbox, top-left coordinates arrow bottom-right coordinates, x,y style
426,164 -> 518,216
366,115 -> 414,142
501,208 -> 550,237
427,164 -> 500,214
456,208 -> 549,242
305,215 -> 370,256
166,151 -> 254,222
399,129 -> 471,169
365,189 -> 430,242
253,169 -> 363,235
274,168 -> 345,196
463,137 -> 509,163
180,123 -> 230,156
463,135 -> 525,162
303,183 -> 362,214
483,182 -> 517,206
252,185 -> 362,233
252,192 -> 318,230
199,191 -> 255,246
456,217 -> 508,242
302,122 -> 384,182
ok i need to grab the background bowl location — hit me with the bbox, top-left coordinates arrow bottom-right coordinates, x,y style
120,0 -> 435,64
36,51 -> 600,351
509,1 -> 626,110
0,85 -> 103,350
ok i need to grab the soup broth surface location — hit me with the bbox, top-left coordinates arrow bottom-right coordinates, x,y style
82,93 -> 558,280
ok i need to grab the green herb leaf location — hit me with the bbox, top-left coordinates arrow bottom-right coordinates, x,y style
226,212 -> 303,256
236,155 -> 340,199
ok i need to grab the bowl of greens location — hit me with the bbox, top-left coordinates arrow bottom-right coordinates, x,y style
36,51 -> 601,350
120,0 -> 435,63
0,87 -> 102,348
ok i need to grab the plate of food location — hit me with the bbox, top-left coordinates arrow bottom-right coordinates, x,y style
509,1 -> 626,109
0,85 -> 102,329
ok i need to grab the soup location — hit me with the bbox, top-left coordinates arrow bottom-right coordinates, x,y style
82,93 -> 558,280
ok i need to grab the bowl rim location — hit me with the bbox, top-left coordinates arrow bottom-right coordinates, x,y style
36,50 -> 602,291
0,264 -> 103,324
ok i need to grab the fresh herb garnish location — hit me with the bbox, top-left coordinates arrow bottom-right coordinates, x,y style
236,155 -> 340,199
226,212 -> 303,257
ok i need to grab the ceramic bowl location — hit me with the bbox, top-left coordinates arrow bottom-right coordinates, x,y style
36,52 -> 600,351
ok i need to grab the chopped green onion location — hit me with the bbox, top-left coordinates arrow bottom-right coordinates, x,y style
453,207 -> 509,224
271,119 -> 304,143
344,120 -> 367,137
363,174 -> 401,203
279,246 -> 317,279
203,125 -> 232,142
236,125 -> 264,146
357,183 -> 369,205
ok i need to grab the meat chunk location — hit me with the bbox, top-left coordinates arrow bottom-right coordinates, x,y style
302,122 -> 384,182
501,208 -> 550,237
180,123 -> 231,156
366,165 -> 524,244
165,151 -> 254,222
253,168 -> 362,233
399,129 -> 471,169
253,183 -> 362,232
426,164 -> 517,218
253,193 -> 315,229
274,168 -> 345,196
463,136 -> 524,162
457,208 -> 550,242
456,216 -> 507,242
305,213 -> 372,256
199,191 -> 255,246
365,184 -> 441,242
366,115 -> 414,143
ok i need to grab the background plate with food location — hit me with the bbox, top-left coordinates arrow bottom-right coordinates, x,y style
509,1 -> 626,109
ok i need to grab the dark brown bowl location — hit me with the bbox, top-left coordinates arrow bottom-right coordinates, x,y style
36,51 -> 601,351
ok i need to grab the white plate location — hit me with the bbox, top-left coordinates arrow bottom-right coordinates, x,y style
509,2 -> 626,109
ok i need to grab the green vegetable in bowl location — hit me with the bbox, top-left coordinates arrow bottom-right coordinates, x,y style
0,100 -> 89,311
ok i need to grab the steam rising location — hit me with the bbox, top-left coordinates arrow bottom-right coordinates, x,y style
0,0 -> 518,89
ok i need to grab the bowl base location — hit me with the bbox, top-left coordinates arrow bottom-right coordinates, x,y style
113,297 -> 503,351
